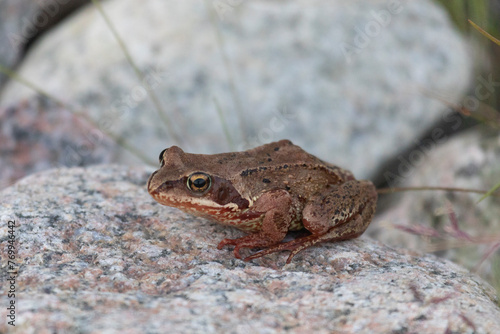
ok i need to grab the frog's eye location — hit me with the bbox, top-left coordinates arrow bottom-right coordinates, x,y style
187,172 -> 212,193
158,149 -> 167,166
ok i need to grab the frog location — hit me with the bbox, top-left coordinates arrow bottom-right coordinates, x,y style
147,139 -> 377,263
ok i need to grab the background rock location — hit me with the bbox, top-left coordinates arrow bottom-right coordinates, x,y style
1,165 -> 499,333
0,0 -> 88,90
371,126 -> 500,283
0,0 -> 471,180
0,96 -> 115,189
0,0 -> 37,90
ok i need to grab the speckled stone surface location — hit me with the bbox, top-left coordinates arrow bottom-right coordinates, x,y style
372,127 -> 500,284
1,165 -> 499,333
0,0 -> 471,179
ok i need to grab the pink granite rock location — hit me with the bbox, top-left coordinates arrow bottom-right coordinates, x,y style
0,96 -> 115,189
0,165 -> 499,333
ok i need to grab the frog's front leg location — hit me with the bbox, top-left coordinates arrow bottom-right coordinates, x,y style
245,180 -> 377,263
217,189 -> 293,259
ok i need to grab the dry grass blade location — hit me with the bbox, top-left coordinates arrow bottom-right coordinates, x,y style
204,0 -> 247,140
91,0 -> 183,145
444,202 -> 473,242
392,224 -> 441,238
377,186 -> 500,198
212,96 -> 235,151
0,64 -> 157,167
418,87 -> 471,116
425,235 -> 500,252
469,19 -> 500,46
476,181 -> 500,203
474,241 -> 500,272
419,86 -> 500,129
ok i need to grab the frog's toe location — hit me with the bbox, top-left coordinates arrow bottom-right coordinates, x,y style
233,246 -> 243,259
217,238 -> 244,259
217,238 -> 236,249
243,251 -> 265,262
218,234 -> 289,261
243,235 -> 317,263
243,243 -> 291,262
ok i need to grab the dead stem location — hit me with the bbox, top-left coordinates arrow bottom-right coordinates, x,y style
377,186 -> 500,198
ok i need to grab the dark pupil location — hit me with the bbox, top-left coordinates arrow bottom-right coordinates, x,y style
192,178 -> 206,188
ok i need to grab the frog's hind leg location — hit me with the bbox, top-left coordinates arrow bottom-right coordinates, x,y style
244,215 -> 369,263
245,180 -> 377,264
218,189 -> 293,260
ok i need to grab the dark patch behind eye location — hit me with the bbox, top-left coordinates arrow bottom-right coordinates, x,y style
210,176 -> 249,209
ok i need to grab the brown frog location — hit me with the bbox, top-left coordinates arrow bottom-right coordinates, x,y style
147,140 -> 377,263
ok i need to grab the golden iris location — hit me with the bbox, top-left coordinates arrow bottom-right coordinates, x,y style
187,172 -> 211,192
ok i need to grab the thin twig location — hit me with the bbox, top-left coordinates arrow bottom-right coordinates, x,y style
377,186 -> 500,198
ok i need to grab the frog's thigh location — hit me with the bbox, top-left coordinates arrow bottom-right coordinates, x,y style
302,180 -> 377,235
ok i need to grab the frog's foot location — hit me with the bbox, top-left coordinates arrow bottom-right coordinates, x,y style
217,238 -> 244,259
217,235 -> 280,260
245,216 -> 367,264
242,233 -> 320,263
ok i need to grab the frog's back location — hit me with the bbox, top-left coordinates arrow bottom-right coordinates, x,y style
234,140 -> 329,166
228,140 -> 355,197
245,140 -> 351,175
